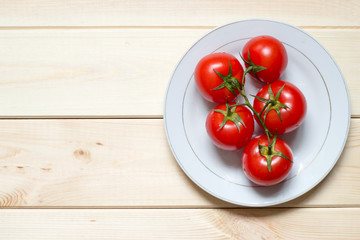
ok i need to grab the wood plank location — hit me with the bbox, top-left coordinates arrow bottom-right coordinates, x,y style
0,28 -> 205,117
0,28 -> 358,117
0,0 -> 359,27
0,119 -> 358,208
0,208 -> 359,239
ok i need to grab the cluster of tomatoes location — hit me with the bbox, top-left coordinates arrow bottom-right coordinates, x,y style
194,36 -> 307,186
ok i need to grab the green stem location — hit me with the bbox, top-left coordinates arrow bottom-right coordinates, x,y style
239,54 -> 291,173
259,101 -> 271,118
241,66 -> 253,85
239,71 -> 274,139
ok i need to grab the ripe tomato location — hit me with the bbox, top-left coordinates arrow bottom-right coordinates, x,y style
242,35 -> 287,83
242,135 -> 293,186
253,80 -> 307,135
195,52 -> 244,103
206,102 -> 254,151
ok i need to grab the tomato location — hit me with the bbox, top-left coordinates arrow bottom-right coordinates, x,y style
242,35 -> 287,83
253,80 -> 307,135
206,102 -> 254,151
195,52 -> 244,103
242,135 -> 293,186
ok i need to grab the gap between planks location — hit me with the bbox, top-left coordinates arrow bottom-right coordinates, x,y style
0,26 -> 359,30
0,116 -> 163,120
1,205 -> 360,210
0,116 -> 358,120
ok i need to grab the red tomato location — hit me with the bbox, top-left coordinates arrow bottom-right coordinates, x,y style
253,80 -> 307,135
206,103 -> 254,151
195,53 -> 244,103
242,35 -> 287,83
242,135 -> 293,186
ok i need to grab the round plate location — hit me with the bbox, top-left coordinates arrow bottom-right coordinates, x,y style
164,19 -> 350,207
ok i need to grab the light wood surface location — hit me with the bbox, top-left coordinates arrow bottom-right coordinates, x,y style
1,208 -> 360,240
0,28 -> 359,117
0,1 -> 359,239
0,119 -> 359,208
0,0 -> 359,27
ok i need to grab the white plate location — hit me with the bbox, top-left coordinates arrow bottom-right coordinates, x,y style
164,19 -> 350,207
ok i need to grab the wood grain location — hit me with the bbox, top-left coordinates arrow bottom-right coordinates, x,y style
0,119 -> 358,208
0,28 -> 358,117
0,0 -> 359,27
0,208 -> 359,239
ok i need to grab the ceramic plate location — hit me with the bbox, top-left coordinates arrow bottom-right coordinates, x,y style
164,19 -> 350,206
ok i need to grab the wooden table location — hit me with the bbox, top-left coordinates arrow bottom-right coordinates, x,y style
0,1 -> 359,239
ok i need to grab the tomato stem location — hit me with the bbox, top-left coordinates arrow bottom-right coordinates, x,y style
238,52 -> 292,173
238,53 -> 274,139
211,102 -> 247,132
259,100 -> 271,118
239,51 -> 274,139
212,60 -> 243,96
239,88 -> 274,139
253,84 -> 290,123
